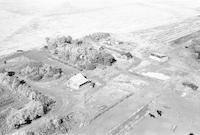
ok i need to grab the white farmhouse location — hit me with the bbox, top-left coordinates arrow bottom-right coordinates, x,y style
66,73 -> 90,90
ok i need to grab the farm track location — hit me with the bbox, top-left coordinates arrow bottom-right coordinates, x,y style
107,104 -> 149,135
48,54 -> 82,71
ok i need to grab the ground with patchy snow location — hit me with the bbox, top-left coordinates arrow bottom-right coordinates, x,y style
1,6 -> 200,134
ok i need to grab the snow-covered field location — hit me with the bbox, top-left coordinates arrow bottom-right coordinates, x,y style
0,0 -> 200,56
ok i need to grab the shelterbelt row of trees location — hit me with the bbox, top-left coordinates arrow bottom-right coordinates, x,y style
20,62 -> 63,81
45,33 -> 116,70
0,70 -> 55,129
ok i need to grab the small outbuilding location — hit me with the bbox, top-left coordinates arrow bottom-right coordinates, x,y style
66,73 -> 90,90
149,52 -> 168,62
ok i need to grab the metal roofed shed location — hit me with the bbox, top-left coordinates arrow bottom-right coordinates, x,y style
66,73 -> 91,90
149,52 -> 169,62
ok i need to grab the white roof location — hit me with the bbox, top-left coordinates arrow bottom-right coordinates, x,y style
68,73 -> 89,86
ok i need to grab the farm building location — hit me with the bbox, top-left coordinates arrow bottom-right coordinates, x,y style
149,52 -> 168,62
66,73 -> 90,90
